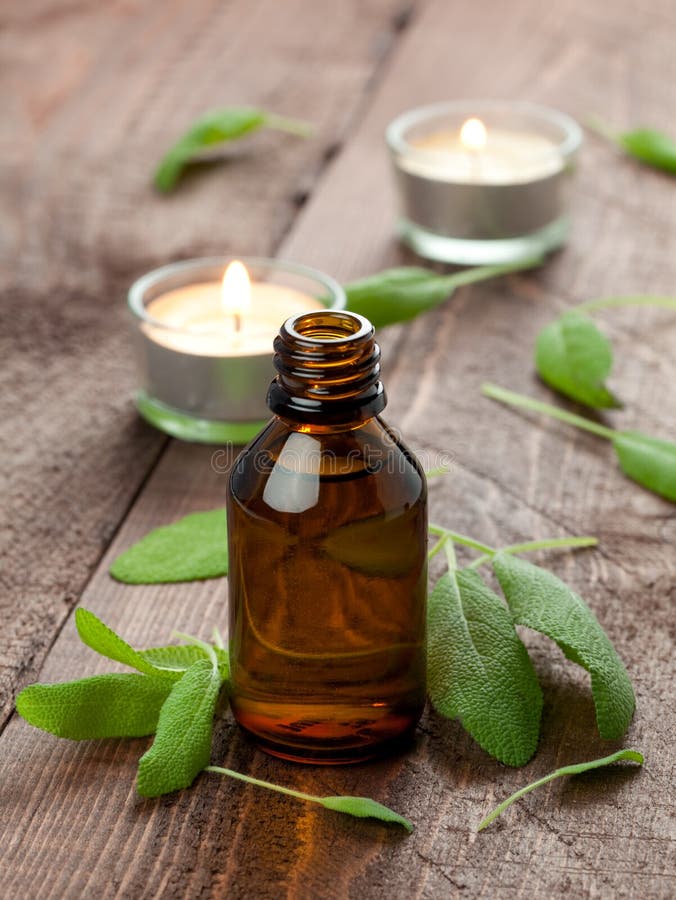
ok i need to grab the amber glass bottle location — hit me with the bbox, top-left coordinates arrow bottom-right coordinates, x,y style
227,310 -> 427,763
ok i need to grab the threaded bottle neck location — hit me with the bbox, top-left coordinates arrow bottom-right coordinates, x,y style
267,311 -> 386,425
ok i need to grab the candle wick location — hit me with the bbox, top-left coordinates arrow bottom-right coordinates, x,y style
234,313 -> 242,333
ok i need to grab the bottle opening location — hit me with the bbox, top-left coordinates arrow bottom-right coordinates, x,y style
286,311 -> 373,344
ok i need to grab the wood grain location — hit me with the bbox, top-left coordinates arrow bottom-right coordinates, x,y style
0,0 -> 409,726
1,0 -> 675,897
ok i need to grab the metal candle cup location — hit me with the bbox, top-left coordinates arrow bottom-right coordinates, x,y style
386,101 -> 583,265
128,257 -> 346,444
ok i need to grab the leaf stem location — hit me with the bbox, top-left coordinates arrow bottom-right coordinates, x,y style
172,631 -> 218,669
427,536 -> 448,561
482,383 -> 616,440
444,539 -> 457,572
477,749 -> 644,831
575,295 -> 676,314
467,536 -> 598,570
211,627 -> 225,651
585,116 -> 619,144
428,524 -> 494,555
437,256 -> 543,293
206,765 -> 320,803
264,113 -> 314,138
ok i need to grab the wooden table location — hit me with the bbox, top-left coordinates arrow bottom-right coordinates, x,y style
2,1 -> 674,896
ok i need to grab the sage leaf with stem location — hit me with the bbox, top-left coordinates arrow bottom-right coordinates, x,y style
343,256 -> 542,329
482,383 -> 676,503
137,656 -> 223,797
75,610 -> 228,682
75,609 -> 186,681
16,674 -> 174,740
492,552 -> 635,740
477,748 -> 644,831
589,117 -> 676,174
205,766 -> 412,832
139,644 -> 230,682
428,524 -> 598,568
427,540 -> 543,767
534,295 -> 676,410
154,106 -> 313,192
535,310 -> 621,409
110,509 -> 229,584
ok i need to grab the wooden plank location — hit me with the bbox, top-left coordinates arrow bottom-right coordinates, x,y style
0,0 -> 410,726
3,444 -> 671,899
2,0 -> 675,897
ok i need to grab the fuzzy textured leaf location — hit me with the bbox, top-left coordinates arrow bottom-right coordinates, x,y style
344,258 -> 541,329
535,311 -> 621,408
154,107 -> 266,191
319,796 -> 413,832
137,659 -> 221,797
110,509 -> 228,584
16,674 -> 173,740
612,430 -> 676,502
75,609 -> 181,680
154,107 -> 311,192
139,644 -> 230,682
344,267 -> 456,327
478,748 -> 644,831
492,553 -> 635,739
427,569 -> 543,766
618,128 -> 676,174
205,765 -> 413,833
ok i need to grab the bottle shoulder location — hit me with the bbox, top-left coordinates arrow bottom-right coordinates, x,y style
229,416 -> 426,518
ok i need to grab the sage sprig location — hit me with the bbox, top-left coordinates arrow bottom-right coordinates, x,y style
589,117 -> 676,174
16,611 -> 411,831
344,256 -> 542,329
154,106 -> 312,192
427,527 -> 633,763
535,296 -> 676,409
483,382 -> 676,503
477,749 -> 644,831
205,767 -> 413,833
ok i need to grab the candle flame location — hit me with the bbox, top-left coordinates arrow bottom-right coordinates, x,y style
221,260 -> 251,330
460,117 -> 487,151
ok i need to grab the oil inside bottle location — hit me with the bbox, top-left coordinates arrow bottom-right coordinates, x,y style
228,418 -> 427,763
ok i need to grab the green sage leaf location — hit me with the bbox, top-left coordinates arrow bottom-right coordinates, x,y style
492,553 -> 635,740
618,128 -> 676,174
154,106 -> 311,192
16,674 -> 173,740
478,748 -> 644,831
110,509 -> 228,584
137,658 -> 221,797
318,796 -> 413,832
344,258 -> 542,329
612,430 -> 676,502
535,311 -> 621,408
76,610 -> 179,679
205,766 -> 412,832
427,569 -> 543,766
75,609 -> 182,681
483,383 -> 676,505
140,644 -> 229,682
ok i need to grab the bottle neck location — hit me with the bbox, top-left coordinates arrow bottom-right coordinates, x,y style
267,311 -> 387,427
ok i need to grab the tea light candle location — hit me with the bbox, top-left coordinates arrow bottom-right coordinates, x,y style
386,101 -> 582,265
128,257 -> 345,443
